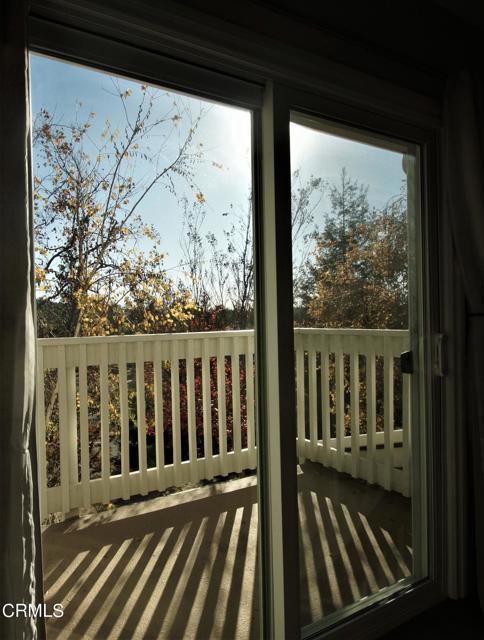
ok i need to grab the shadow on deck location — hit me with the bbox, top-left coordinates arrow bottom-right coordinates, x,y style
42,462 -> 411,639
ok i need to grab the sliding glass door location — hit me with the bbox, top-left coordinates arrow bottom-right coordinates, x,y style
288,112 -> 426,633
255,83 -> 431,637
30,52 -> 261,640
29,10 -> 437,632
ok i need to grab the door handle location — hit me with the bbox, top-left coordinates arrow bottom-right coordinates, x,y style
433,333 -> 446,377
400,350 -> 413,374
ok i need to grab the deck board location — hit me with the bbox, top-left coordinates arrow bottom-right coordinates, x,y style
43,462 -> 411,639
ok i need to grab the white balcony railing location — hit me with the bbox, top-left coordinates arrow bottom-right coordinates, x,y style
36,328 -> 411,519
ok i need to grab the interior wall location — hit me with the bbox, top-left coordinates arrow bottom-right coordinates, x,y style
29,0 -> 444,126
173,0 -> 483,97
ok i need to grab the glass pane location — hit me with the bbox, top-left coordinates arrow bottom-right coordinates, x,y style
31,53 -> 259,639
290,114 -> 420,628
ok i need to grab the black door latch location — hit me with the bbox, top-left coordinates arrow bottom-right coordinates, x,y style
400,350 -> 413,374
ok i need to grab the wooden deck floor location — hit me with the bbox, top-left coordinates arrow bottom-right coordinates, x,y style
42,462 -> 411,639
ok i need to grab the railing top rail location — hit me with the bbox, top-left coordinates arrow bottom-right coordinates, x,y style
37,326 -> 409,347
37,328 -> 254,347
295,327 -> 409,337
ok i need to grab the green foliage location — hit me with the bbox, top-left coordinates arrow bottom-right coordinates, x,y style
301,168 -> 408,329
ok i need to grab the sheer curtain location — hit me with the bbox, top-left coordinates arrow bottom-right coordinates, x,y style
0,1 -> 45,637
444,68 -> 484,609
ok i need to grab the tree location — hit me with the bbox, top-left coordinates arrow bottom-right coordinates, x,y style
291,169 -> 325,302
33,82 -> 204,338
178,197 -> 254,329
301,170 -> 409,440
208,200 -> 254,329
302,168 -> 408,329
33,82 -> 206,482
178,197 -> 211,315
323,166 -> 370,259
178,170 -> 324,329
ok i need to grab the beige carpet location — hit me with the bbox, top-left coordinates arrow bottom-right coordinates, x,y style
43,463 -> 411,639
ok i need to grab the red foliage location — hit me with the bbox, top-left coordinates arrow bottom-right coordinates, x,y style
143,353 -> 252,464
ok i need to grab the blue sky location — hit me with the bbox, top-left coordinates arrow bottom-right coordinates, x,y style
290,123 -> 405,211
30,54 -> 252,279
30,53 -> 405,279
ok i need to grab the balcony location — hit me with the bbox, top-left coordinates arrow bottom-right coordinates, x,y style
36,327 -> 411,517
38,328 -> 412,637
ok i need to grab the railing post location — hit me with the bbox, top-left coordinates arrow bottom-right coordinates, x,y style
217,336 -> 228,475
402,372 -> 411,497
365,336 -> 377,486
79,344 -> 91,508
100,343 -> 111,503
246,334 -> 256,469
35,345 -> 47,520
321,335 -> 331,467
383,336 -> 394,491
118,343 -> 130,500
154,339 -> 166,492
308,337 -> 318,462
170,339 -> 182,486
135,341 -> 148,496
66,365 -> 78,492
335,336 -> 345,473
186,339 -> 198,483
295,332 -> 305,462
232,336 -> 243,473
57,344 -> 71,515
202,338 -> 213,478
350,338 -> 360,480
